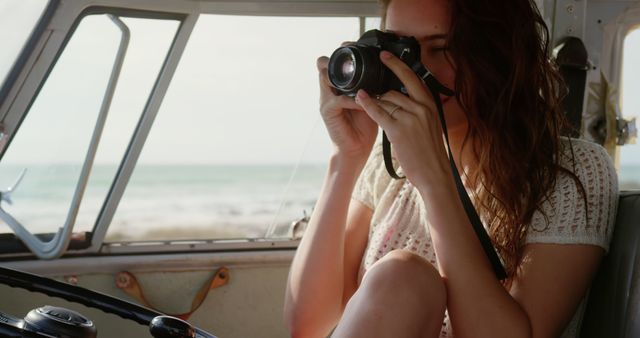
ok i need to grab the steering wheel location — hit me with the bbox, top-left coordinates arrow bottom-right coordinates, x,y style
0,266 -> 218,338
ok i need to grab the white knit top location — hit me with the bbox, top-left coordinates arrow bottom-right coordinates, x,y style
352,137 -> 619,337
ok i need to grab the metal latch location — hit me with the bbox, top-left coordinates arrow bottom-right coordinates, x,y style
616,117 -> 637,145
589,116 -> 637,146
289,210 -> 309,240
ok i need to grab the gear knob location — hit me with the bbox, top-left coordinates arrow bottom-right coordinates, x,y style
149,315 -> 196,338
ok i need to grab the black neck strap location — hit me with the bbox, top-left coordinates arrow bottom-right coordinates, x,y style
382,64 -> 507,280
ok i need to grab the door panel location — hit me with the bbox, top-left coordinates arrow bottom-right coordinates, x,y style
0,250 -> 294,338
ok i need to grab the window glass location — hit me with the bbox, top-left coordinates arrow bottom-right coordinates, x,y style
0,14 -> 179,237
0,14 -> 122,235
77,17 -> 180,233
365,16 -> 382,31
106,15 -> 361,241
0,0 -> 49,87
619,27 -> 640,189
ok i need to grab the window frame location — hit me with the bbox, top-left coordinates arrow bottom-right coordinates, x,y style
0,0 -> 57,108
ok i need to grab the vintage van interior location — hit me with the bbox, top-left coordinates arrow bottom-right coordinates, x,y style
0,0 -> 639,337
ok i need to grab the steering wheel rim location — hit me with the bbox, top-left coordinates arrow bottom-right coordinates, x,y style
0,266 -> 218,338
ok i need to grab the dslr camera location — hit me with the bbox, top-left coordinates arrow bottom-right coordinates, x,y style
328,29 -> 422,97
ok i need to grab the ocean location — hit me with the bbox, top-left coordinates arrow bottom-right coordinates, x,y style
0,164 -> 327,241
0,163 -> 638,242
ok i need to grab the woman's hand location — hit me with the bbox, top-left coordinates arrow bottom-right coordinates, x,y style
317,56 -> 378,162
354,50 -> 452,191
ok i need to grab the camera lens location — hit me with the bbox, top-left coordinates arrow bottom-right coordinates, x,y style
328,45 -> 383,96
328,47 -> 360,89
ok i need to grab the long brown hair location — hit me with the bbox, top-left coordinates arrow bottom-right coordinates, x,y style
380,0 -> 583,278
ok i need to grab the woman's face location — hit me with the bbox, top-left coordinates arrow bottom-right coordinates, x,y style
385,0 -> 467,130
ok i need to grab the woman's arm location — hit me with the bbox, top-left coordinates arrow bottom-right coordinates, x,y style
284,154 -> 371,338
420,184 -> 603,338
418,180 -> 532,338
284,56 -> 377,338
509,243 -> 604,338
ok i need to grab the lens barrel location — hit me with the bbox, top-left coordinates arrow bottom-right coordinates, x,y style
328,47 -> 358,88
328,45 -> 382,96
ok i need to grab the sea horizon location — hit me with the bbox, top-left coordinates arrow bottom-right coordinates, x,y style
0,162 -> 637,241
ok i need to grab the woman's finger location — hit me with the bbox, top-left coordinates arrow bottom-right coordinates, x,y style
318,57 -> 363,112
379,51 -> 437,113
374,100 -> 400,119
378,90 -> 427,118
317,56 -> 338,99
337,95 -> 365,110
355,90 -> 394,129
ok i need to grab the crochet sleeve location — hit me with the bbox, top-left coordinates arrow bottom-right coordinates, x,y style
352,143 -> 390,210
526,139 -> 619,252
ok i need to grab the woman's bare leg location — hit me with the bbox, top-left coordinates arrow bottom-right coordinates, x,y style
332,249 -> 446,338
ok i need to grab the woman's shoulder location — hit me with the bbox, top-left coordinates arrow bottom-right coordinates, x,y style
526,137 -> 619,250
558,137 -> 614,171
558,137 -> 618,187
556,137 -> 619,211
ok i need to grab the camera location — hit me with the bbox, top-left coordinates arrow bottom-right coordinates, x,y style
328,29 -> 422,97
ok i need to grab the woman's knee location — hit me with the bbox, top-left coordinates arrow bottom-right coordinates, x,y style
361,250 -> 446,311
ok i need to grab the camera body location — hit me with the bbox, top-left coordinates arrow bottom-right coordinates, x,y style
328,29 -> 422,96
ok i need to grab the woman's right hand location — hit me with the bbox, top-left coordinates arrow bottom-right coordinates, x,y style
317,56 -> 378,161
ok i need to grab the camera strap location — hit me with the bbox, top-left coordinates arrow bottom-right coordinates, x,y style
381,65 -> 507,280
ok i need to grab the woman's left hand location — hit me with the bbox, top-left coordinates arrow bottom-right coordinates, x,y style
354,50 -> 452,192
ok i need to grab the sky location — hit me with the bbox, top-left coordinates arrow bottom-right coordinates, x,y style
0,5 -> 365,165
0,0 -> 639,167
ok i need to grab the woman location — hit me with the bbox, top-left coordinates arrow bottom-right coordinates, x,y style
284,0 -> 618,337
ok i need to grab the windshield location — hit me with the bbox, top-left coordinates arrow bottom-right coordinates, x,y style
106,14 -> 365,241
